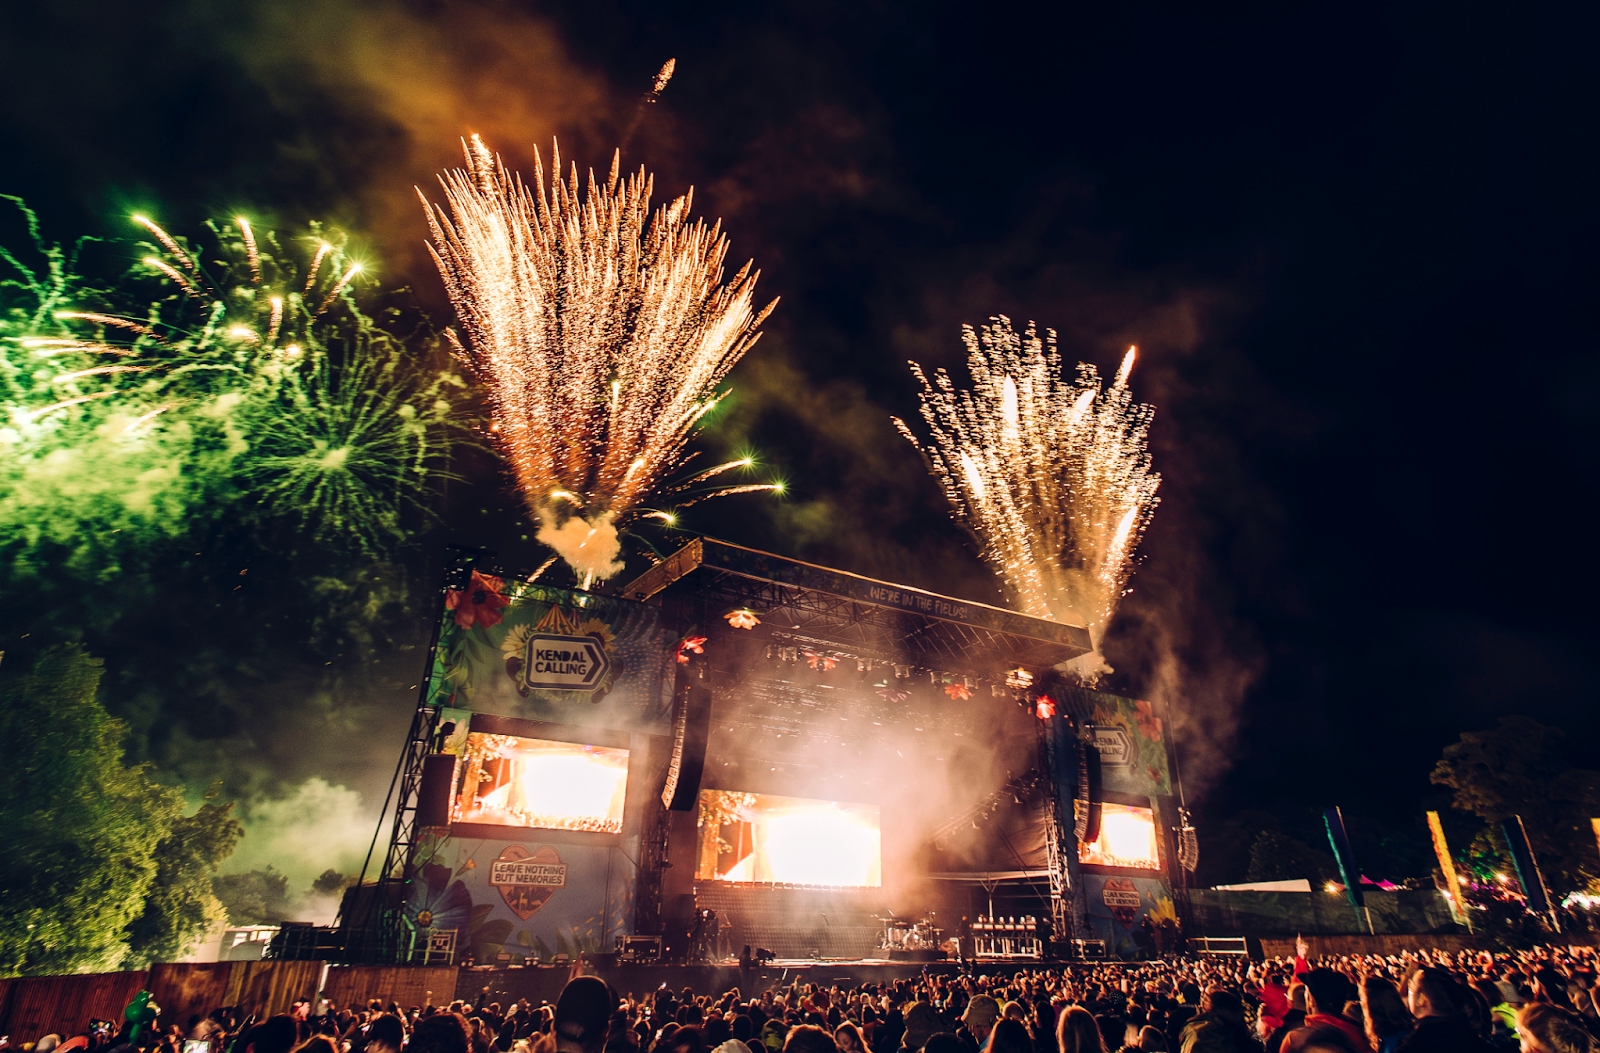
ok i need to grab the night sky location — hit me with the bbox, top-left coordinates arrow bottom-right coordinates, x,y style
2,0 -> 1594,875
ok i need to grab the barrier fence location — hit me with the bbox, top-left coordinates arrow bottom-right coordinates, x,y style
0,962 -> 330,1043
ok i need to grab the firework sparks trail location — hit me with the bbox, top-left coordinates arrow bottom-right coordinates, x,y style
236,217 -> 262,284
622,59 -> 677,152
895,317 -> 1160,682
422,137 -> 777,581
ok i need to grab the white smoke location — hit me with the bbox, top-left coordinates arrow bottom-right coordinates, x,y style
536,509 -> 625,582
1061,650 -> 1113,682
224,777 -> 375,923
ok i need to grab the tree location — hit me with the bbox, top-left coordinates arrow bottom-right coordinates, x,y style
311,869 -> 354,897
1432,715 -> 1600,895
123,802 -> 244,966
1246,831 -> 1340,885
0,646 -> 179,974
212,868 -> 293,926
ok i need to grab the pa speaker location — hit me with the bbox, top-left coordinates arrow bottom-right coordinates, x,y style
417,753 -> 457,828
665,686 -> 713,811
1075,737 -> 1102,844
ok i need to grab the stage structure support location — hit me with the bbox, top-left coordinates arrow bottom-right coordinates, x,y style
1037,711 -> 1070,942
339,546 -> 482,963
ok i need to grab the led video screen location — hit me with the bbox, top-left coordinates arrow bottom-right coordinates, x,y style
454,732 -> 629,834
1077,801 -> 1160,870
696,789 -> 882,887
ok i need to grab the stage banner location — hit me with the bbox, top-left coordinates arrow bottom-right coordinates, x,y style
1079,872 -> 1178,960
427,571 -> 674,734
404,828 -> 635,964
1048,689 -> 1172,798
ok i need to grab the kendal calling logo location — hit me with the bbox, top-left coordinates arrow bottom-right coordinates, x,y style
518,632 -> 612,692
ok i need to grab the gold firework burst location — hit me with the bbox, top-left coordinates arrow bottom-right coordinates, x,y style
421,137 -> 779,583
895,317 -> 1160,681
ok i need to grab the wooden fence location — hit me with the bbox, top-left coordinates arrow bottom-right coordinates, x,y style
320,967 -> 459,1012
1,962 -> 325,1042
0,971 -> 151,1044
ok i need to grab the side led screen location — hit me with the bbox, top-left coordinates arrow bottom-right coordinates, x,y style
696,790 -> 882,887
1077,801 -> 1160,870
454,733 -> 628,834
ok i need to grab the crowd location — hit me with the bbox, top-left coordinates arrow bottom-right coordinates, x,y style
14,941 -> 1600,1053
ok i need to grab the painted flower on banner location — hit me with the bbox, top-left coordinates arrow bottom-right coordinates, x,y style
446,570 -> 511,629
724,608 -> 761,630
405,861 -> 473,937
1134,699 -> 1163,740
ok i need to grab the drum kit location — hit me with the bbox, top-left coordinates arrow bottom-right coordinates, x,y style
877,912 -> 940,951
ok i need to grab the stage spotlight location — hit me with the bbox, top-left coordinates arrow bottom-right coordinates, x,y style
894,664 -> 911,679
765,643 -> 777,660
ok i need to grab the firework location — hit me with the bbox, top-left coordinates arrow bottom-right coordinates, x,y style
895,317 -> 1160,681
1,200 -> 462,568
422,137 -> 778,582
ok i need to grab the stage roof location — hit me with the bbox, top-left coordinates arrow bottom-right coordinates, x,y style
620,537 -> 1090,674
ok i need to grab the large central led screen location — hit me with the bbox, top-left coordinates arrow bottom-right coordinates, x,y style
454,732 -> 629,834
696,790 -> 882,887
1077,801 -> 1160,870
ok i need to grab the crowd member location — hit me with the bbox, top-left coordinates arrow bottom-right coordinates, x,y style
1516,1003 -> 1597,1053
1056,1007 -> 1105,1053
835,1024 -> 866,1053
1393,968 -> 1494,1053
1355,980 -> 1409,1053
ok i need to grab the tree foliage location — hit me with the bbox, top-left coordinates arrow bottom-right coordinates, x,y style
1432,715 -> 1600,895
212,867 -> 293,926
0,648 -> 185,972
123,802 -> 243,966
1246,830 -> 1340,885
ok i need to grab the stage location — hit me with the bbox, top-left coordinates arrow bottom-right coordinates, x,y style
336,543 -> 1186,973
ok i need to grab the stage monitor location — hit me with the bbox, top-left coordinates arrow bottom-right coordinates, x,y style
1077,801 -> 1160,870
695,789 -> 882,887
453,732 -> 629,835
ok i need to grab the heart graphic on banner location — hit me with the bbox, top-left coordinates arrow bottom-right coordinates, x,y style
491,844 -> 566,920
1102,877 -> 1142,928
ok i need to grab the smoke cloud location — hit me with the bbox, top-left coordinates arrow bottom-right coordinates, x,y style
224,778 -> 376,923
537,511 -> 626,582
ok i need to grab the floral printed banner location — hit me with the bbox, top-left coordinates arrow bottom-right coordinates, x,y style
427,571 -> 675,734
1049,688 -> 1172,798
403,826 -> 634,964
